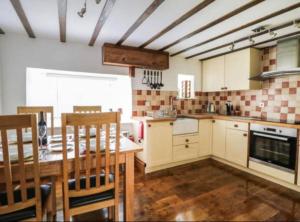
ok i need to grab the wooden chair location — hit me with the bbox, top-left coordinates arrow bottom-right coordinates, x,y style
0,114 -> 52,221
61,112 -> 120,221
73,106 -> 102,113
17,106 -> 54,136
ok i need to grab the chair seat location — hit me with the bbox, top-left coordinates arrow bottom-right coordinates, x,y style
0,184 -> 51,222
68,174 -> 114,208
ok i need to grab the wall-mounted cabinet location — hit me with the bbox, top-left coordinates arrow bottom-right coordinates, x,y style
201,48 -> 262,92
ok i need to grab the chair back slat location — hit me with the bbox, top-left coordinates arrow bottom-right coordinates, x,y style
17,106 -> 54,136
95,125 -> 101,188
105,124 -> 110,185
61,112 -> 120,200
85,126 -> 91,190
74,126 -> 80,191
1,129 -> 14,206
0,115 -> 41,219
16,128 -> 27,202
73,106 -> 102,113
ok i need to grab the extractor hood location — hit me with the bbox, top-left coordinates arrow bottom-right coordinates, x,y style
250,37 -> 300,81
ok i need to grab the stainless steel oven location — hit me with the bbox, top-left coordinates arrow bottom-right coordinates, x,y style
249,124 -> 298,172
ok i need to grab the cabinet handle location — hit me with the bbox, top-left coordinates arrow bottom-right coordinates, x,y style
243,133 -> 248,137
234,124 -> 238,128
221,87 -> 224,90
148,124 -> 151,127
212,120 -> 215,123
185,139 -> 189,142
185,145 -> 189,148
170,122 -> 173,126
224,87 -> 228,90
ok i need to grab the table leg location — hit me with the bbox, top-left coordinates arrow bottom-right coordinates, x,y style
124,152 -> 134,221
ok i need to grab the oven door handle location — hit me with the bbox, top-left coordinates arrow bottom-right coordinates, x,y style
253,132 -> 288,141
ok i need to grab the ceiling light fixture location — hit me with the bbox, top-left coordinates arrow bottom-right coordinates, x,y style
294,20 -> 300,29
78,0 -> 87,18
229,42 -> 235,51
248,36 -> 255,44
95,0 -> 101,4
269,29 -> 277,38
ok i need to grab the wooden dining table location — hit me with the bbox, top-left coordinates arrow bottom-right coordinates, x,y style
0,136 -> 142,221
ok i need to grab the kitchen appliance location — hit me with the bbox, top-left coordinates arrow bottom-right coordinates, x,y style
206,102 -> 215,113
251,37 -> 300,80
249,123 -> 297,172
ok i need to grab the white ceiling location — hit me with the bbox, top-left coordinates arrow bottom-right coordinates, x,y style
1,0 -> 300,60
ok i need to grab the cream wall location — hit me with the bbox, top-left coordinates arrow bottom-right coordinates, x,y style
0,33 -> 201,114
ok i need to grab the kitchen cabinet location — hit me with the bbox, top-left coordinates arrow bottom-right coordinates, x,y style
173,134 -> 199,162
198,119 -> 212,156
225,128 -> 248,167
224,48 -> 261,91
147,122 -> 173,167
212,119 -> 226,158
202,55 -> 225,92
201,48 -> 261,92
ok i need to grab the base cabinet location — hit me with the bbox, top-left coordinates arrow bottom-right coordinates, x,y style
225,129 -> 248,167
198,119 -> 212,156
212,120 -> 226,158
147,122 -> 173,167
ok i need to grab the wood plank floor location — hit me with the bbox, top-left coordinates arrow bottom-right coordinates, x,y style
56,159 -> 300,221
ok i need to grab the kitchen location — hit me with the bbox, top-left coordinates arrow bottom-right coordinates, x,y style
1,0 -> 300,221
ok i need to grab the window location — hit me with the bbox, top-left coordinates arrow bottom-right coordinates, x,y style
26,68 -> 132,125
177,74 -> 195,99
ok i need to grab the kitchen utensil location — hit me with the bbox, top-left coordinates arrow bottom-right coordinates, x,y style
146,70 -> 150,86
156,72 -> 160,90
150,71 -> 154,89
153,71 -> 157,89
142,70 -> 147,84
159,71 -> 164,87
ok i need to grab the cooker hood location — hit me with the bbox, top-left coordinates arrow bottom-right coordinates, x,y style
250,37 -> 300,81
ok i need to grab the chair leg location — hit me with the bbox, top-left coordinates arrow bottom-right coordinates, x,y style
108,207 -> 113,221
46,176 -> 57,221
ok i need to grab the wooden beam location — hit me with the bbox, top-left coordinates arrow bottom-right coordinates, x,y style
199,31 -> 300,61
159,0 -> 264,51
172,2 -> 300,57
139,0 -> 214,48
116,0 -> 165,45
57,0 -> 67,43
102,43 -> 169,70
10,0 -> 35,38
186,18 -> 300,59
89,0 -> 116,46
0,28 -> 4,35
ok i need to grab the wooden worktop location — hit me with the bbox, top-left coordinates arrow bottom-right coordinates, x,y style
132,114 -> 300,129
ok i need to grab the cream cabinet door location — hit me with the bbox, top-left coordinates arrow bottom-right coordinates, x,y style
212,120 -> 226,158
224,49 -> 250,90
147,122 -> 173,167
225,129 -> 248,167
202,56 -> 225,92
198,119 -> 212,157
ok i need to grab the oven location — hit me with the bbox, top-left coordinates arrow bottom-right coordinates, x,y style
249,123 -> 298,172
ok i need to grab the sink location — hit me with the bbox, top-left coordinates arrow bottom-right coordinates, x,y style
173,118 -> 198,135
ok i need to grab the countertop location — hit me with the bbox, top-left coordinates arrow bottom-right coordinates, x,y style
132,114 -> 300,129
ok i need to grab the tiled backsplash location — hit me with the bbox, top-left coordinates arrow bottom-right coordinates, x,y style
132,46 -> 300,123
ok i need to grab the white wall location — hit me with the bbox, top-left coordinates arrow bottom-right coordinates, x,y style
0,53 -> 3,114
132,56 -> 201,91
0,33 -> 201,114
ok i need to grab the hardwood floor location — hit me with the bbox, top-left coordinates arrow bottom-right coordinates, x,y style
56,159 -> 300,221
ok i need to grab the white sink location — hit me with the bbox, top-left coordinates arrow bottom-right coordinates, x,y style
172,118 -> 198,135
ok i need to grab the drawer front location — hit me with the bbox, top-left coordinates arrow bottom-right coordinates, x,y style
173,134 -> 199,146
226,121 -> 248,131
173,143 -> 199,162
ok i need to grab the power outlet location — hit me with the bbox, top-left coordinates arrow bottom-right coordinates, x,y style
259,102 -> 265,108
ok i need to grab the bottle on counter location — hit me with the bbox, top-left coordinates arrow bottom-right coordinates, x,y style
38,111 -> 48,147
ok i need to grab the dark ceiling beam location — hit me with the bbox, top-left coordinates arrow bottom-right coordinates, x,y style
116,0 -> 165,45
159,0 -> 265,51
0,28 -> 4,35
57,0 -> 67,43
186,18 -> 300,59
198,30 -> 300,61
172,2 -> 300,57
89,0 -> 116,46
10,0 -> 35,38
139,0 -> 214,48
